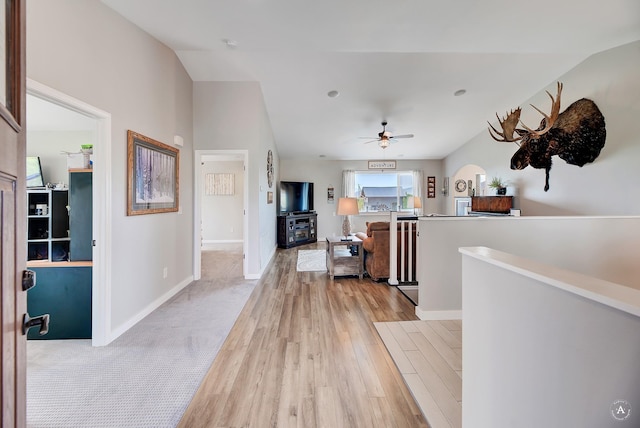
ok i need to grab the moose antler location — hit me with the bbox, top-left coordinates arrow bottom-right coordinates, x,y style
488,108 -> 523,142
519,81 -> 563,136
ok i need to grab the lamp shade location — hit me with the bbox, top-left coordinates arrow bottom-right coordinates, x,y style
413,196 -> 422,209
336,197 -> 359,216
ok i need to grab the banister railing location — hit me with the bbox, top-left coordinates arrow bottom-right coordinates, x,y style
388,211 -> 419,286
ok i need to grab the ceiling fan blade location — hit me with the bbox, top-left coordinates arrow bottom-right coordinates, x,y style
390,134 -> 414,139
358,136 -> 379,139
362,139 -> 379,144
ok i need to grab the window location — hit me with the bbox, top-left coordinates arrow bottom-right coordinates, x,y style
352,171 -> 416,213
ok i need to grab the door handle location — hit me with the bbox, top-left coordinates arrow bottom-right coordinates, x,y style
22,269 -> 36,291
22,313 -> 50,336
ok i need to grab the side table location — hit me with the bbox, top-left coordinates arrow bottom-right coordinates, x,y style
326,236 -> 364,279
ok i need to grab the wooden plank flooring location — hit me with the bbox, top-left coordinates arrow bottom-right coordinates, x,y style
179,242 -> 429,427
374,320 -> 462,428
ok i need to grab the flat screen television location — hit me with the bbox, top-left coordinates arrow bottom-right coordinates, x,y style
26,156 -> 45,188
279,181 -> 314,214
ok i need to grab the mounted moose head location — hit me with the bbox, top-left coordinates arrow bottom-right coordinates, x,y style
488,82 -> 606,191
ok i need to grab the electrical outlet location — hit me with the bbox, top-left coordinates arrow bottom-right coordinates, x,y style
163,267 -> 168,278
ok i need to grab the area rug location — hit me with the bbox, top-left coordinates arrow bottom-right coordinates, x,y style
296,249 -> 326,272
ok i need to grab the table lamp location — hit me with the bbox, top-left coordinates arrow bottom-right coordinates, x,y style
336,197 -> 359,240
413,196 -> 422,215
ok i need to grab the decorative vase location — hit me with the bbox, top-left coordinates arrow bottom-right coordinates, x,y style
497,187 -> 507,195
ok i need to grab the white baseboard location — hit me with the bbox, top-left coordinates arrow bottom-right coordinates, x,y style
415,308 -> 462,320
202,239 -> 243,244
246,245 -> 277,279
108,275 -> 194,343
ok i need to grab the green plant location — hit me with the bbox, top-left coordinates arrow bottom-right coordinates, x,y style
488,177 -> 506,189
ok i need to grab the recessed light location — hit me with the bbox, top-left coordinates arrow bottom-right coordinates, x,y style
327,90 -> 340,98
454,89 -> 467,97
222,38 -> 238,49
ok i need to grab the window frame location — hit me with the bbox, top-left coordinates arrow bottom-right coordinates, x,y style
353,170 -> 416,214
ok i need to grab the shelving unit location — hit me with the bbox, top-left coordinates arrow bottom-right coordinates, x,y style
26,170 -> 93,340
277,212 -> 317,248
27,189 -> 70,262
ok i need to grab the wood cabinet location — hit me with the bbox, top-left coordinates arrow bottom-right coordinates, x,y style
277,212 -> 317,248
471,196 -> 513,214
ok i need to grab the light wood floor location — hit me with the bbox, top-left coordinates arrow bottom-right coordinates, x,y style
375,320 -> 462,428
179,242 -> 429,427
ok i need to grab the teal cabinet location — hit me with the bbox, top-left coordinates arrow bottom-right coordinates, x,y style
69,171 -> 93,261
27,266 -> 92,340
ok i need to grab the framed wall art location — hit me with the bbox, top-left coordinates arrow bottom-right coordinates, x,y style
427,176 -> 436,198
205,173 -> 234,195
127,130 -> 179,215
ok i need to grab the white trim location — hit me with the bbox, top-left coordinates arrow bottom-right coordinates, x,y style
202,239 -> 243,244
26,78 -> 113,347
415,308 -> 462,320
194,150 -> 249,280
244,245 -> 277,280
108,276 -> 193,342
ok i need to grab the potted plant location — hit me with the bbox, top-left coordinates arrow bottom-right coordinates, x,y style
488,177 -> 507,195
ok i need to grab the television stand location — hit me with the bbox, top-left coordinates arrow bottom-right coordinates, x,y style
277,212 -> 317,249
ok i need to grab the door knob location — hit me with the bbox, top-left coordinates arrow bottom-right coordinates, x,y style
22,313 -> 50,336
22,269 -> 36,291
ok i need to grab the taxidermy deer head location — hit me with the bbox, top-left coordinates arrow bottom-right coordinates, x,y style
488,82 -> 606,191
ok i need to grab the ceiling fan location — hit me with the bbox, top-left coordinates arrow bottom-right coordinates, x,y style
360,121 -> 414,149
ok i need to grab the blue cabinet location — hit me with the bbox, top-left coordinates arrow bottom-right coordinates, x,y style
27,266 -> 92,340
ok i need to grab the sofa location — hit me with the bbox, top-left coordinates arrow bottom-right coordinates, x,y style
355,221 -> 418,282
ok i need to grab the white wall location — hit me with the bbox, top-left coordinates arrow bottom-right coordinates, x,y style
417,216 -> 640,319
461,248 -> 640,427
444,40 -> 640,216
279,158 -> 444,239
27,130 -> 95,185
27,0 -> 194,336
193,82 -> 278,276
201,160 -> 244,242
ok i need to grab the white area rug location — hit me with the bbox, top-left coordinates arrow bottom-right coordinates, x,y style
296,249 -> 326,272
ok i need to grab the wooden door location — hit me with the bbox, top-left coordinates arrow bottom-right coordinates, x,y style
0,0 -> 26,426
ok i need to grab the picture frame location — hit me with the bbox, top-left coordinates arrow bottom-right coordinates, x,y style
427,176 -> 436,198
127,130 -> 179,215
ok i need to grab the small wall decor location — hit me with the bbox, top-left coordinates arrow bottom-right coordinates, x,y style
368,160 -> 396,170
267,191 -> 273,204
127,130 -> 179,215
205,173 -> 234,196
427,176 -> 436,198
327,186 -> 334,203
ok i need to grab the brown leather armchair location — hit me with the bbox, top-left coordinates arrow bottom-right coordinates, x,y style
355,221 -> 417,282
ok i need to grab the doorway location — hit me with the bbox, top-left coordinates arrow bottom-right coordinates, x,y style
193,150 -> 248,280
26,79 -> 112,346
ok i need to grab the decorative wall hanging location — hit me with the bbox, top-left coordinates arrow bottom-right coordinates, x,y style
327,186 -> 335,203
488,82 -> 606,191
368,160 -> 396,170
427,176 -> 436,198
205,173 -> 234,195
127,130 -> 179,215
267,149 -> 274,188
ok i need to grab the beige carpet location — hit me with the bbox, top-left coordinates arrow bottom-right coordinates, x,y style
27,246 -> 256,427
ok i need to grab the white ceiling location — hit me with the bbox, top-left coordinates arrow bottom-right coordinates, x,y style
100,0 -> 640,160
